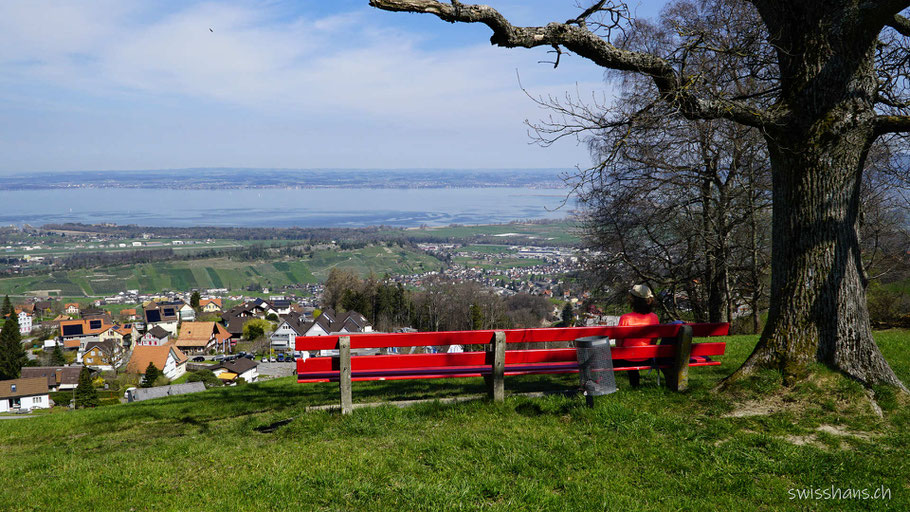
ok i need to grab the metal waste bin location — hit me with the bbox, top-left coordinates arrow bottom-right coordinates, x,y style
575,336 -> 616,406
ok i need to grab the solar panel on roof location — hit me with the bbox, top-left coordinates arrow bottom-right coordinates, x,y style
146,310 -> 161,323
62,324 -> 83,336
163,308 -> 175,316
89,319 -> 102,329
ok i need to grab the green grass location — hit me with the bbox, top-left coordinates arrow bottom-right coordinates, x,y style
0,245 -> 434,296
1,331 -> 908,510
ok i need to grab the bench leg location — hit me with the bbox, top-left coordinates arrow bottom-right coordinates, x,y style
487,331 -> 505,402
627,370 -> 640,388
338,336 -> 353,414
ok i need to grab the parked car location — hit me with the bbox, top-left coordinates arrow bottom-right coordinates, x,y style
261,357 -> 268,363
214,355 -> 226,361
243,354 -> 255,360
285,356 -> 296,363
276,354 -> 285,362
192,356 -> 205,362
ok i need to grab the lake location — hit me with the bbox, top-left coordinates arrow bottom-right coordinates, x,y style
0,187 -> 575,227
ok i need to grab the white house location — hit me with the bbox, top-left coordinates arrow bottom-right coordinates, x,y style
127,345 -> 188,381
143,304 -> 180,336
178,303 -> 195,322
0,378 -> 50,412
270,312 -> 310,352
212,358 -> 259,384
138,325 -> 171,346
17,310 -> 32,335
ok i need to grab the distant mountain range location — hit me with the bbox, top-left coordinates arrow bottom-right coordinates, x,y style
0,168 -> 567,190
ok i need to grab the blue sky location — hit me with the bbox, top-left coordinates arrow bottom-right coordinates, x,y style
0,1 -> 666,174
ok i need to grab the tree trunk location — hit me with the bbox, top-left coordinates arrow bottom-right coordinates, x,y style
730,127 -> 905,388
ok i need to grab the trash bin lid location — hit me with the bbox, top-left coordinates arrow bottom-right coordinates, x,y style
575,336 -> 609,348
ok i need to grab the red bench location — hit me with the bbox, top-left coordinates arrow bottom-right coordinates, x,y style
296,323 -> 729,413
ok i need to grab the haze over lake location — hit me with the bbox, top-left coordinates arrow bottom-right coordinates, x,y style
0,187 -> 574,228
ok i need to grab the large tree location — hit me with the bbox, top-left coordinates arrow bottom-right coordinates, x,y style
371,0 -> 910,388
0,309 -> 26,380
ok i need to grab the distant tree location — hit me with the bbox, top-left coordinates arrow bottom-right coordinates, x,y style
140,362 -> 160,388
1,295 -> 11,318
190,291 -> 201,311
0,312 -> 26,380
470,303 -> 484,330
74,367 -> 98,408
561,303 -> 574,328
322,268 -> 359,311
243,318 -> 271,341
50,344 -> 66,366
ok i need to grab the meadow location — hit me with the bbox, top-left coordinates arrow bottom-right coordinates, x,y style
1,331 -> 907,511
0,245 -> 442,297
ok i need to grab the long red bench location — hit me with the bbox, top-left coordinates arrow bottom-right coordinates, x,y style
296,323 -> 729,413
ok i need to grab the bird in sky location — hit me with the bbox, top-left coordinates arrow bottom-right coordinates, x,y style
209,27 -> 214,32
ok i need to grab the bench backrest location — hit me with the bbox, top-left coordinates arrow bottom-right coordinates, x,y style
295,323 -> 730,351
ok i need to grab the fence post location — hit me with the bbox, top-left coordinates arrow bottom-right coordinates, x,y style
669,325 -> 693,392
338,336 -> 353,414
487,331 -> 506,402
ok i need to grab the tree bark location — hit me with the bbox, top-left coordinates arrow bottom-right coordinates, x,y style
731,128 -> 903,386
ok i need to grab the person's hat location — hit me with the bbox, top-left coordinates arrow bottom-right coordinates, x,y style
630,284 -> 653,299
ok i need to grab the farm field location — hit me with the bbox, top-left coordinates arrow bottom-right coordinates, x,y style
1,331 -> 907,510
391,220 -> 581,245
0,245 -> 442,296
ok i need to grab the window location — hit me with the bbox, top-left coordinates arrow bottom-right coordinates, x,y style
10,384 -> 16,392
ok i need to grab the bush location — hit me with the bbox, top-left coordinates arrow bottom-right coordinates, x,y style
867,284 -> 910,327
187,369 -> 223,388
50,391 -> 73,407
98,398 -> 121,407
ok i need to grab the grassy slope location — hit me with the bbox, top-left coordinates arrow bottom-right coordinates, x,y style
1,332 -> 908,511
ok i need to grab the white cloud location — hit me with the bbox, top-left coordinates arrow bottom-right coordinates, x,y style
0,1 -> 612,170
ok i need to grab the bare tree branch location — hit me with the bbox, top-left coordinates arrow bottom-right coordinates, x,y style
874,113 -> 910,134
887,12 -> 910,36
369,0 -> 780,128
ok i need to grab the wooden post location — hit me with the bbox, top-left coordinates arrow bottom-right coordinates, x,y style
487,331 -> 506,402
338,336 -> 353,414
668,325 -> 693,392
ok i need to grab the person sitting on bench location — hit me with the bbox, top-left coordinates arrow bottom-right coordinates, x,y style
617,283 -> 659,387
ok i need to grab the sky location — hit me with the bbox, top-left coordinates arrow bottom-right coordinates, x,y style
0,1 -> 666,174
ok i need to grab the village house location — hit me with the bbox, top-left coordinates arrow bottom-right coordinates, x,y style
64,303 -> 80,315
295,309 -> 373,357
20,366 -> 82,391
270,312 -> 311,352
211,358 -> 259,384
100,324 -> 138,348
0,377 -> 50,412
126,344 -> 188,381
80,340 -> 124,371
302,309 -> 372,337
143,302 -> 180,336
138,325 -> 171,346
59,317 -> 114,351
16,309 -> 33,335
199,298 -> 223,313
174,321 -> 231,355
